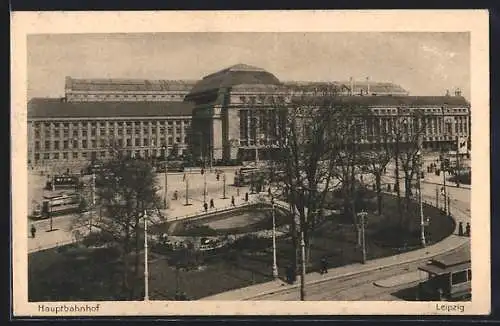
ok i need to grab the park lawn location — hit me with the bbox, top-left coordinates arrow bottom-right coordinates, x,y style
28,193 -> 455,301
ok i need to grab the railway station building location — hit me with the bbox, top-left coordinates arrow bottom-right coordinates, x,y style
27,64 -> 471,168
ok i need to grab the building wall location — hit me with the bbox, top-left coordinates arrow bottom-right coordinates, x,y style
28,116 -> 191,167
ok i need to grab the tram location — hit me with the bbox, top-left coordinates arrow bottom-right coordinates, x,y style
417,245 -> 471,301
32,193 -> 82,219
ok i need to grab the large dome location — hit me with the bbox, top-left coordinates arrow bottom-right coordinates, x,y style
186,64 -> 282,96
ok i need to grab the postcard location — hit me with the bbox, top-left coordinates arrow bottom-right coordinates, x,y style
11,10 -> 490,316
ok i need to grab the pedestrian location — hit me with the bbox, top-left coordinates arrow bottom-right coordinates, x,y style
458,222 -> 464,236
203,202 -> 208,213
174,190 -> 178,200
268,187 -> 272,196
465,222 -> 471,237
456,182 -> 460,188
216,173 -> 220,181
210,198 -> 214,208
231,196 -> 235,206
286,265 -> 294,284
320,256 -> 328,274
30,224 -> 36,238
245,192 -> 249,202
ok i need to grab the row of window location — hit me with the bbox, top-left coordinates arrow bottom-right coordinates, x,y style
238,95 -> 286,104
34,127 -> 188,139
371,108 -> 469,114
33,148 -> 185,161
34,136 -> 188,151
67,93 -> 187,100
34,120 -> 190,129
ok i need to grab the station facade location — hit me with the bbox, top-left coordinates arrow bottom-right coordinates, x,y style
27,64 -> 471,168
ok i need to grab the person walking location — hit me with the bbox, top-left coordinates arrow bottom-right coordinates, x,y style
458,222 -> 464,236
286,265 -> 294,284
210,198 -> 214,209
245,192 -> 249,202
268,187 -> 272,197
30,224 -> 37,238
465,222 -> 471,237
231,196 -> 235,206
320,256 -> 328,274
203,202 -> 208,213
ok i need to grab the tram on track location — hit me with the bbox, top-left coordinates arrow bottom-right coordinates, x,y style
417,245 -> 471,301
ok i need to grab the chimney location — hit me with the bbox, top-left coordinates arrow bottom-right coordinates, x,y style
366,77 -> 370,95
455,88 -> 462,97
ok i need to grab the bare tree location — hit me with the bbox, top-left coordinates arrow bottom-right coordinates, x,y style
330,105 -> 372,247
390,109 -> 426,228
270,85 -> 358,272
361,134 -> 392,216
73,138 -> 163,300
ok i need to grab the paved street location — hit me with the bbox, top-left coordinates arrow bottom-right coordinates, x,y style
243,244 -> 468,301
28,168 -> 256,253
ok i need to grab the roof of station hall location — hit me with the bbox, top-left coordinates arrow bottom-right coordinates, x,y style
65,77 -> 198,92
292,95 -> 470,107
186,64 -> 283,96
28,98 -> 194,119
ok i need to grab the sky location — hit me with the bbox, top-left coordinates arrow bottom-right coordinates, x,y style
27,32 -> 470,100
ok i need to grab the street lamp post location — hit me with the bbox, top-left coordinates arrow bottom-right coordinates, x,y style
441,153 -> 448,215
300,230 -> 306,300
144,210 -> 149,301
271,198 -> 278,279
357,211 -> 368,264
203,169 -> 207,204
184,173 -> 191,206
90,172 -> 96,232
417,150 -> 426,247
222,173 -> 227,199
162,146 -> 169,209
48,203 -> 54,232
295,186 -> 307,301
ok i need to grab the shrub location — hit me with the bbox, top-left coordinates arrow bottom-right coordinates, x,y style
231,234 -> 271,251
175,224 -> 219,237
82,231 -> 115,248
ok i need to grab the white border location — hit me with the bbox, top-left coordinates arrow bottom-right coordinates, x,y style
11,10 -> 490,316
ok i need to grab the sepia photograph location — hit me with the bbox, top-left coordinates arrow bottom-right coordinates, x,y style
11,10 -> 490,316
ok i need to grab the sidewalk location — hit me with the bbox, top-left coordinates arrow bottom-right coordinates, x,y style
380,167 -> 471,190
28,184 -> 264,253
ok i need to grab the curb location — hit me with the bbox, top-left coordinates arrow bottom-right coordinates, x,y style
218,192 -> 470,301
240,238 -> 469,301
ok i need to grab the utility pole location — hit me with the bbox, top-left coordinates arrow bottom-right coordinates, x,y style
358,211 -> 367,264
144,210 -> 149,301
300,230 -> 306,301
442,160 -> 448,215
435,185 -> 439,209
272,199 -> 278,279
90,172 -> 96,232
163,147 -> 168,209
48,203 -> 54,232
184,173 -> 190,206
203,170 -> 207,204
222,173 -> 227,199
417,152 -> 426,247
